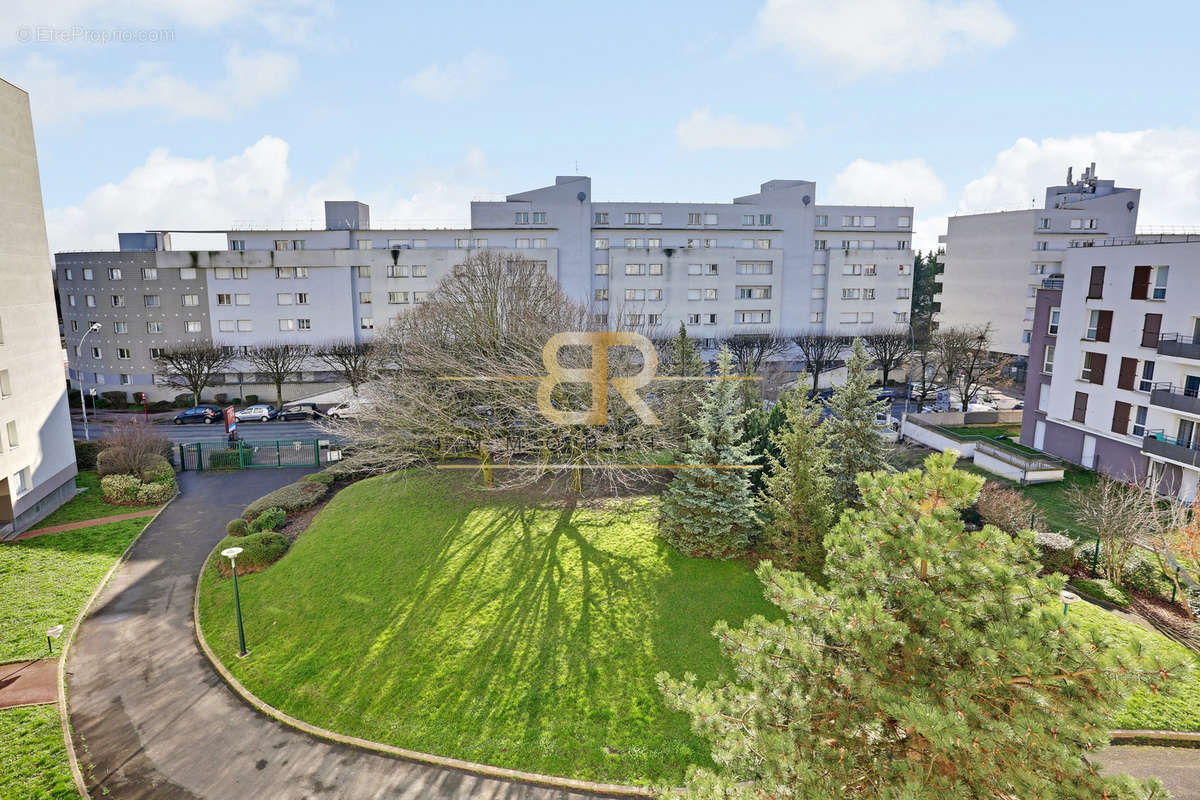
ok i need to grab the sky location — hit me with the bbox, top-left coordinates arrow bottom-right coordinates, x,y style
4,0 -> 1200,257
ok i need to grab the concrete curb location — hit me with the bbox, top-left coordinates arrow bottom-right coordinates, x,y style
191,548 -> 652,798
1109,730 -> 1200,747
56,491 -> 180,800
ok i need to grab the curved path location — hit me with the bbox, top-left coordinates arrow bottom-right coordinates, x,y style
66,469 -> 618,800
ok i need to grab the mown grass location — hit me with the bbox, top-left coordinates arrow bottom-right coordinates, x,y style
0,518 -> 147,661
30,471 -> 159,530
198,470 -> 776,786
0,705 -> 78,799
942,423 -> 1023,440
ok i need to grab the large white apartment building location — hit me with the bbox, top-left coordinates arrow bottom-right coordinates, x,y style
937,165 -> 1140,362
1022,237 -> 1200,501
57,176 -> 915,401
1,78 -> 78,535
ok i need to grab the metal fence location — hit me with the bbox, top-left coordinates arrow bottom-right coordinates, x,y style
178,439 -> 326,471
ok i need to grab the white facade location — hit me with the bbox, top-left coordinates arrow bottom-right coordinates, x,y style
0,78 -> 78,535
937,165 -> 1140,358
58,176 -> 914,400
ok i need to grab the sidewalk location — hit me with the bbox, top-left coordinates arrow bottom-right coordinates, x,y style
14,508 -> 159,541
0,660 -> 57,709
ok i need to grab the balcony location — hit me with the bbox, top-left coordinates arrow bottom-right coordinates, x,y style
1143,432 -> 1200,470
1149,382 -> 1200,416
1158,333 -> 1200,361
1040,277 -> 1064,290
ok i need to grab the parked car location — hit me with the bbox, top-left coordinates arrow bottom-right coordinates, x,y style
277,402 -> 324,421
172,405 -> 223,425
234,405 -> 278,423
326,400 -> 369,420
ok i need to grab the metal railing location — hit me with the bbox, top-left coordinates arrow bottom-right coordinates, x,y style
1069,233 -> 1200,247
1143,431 -> 1200,469
1158,333 -> 1200,360
1040,277 -> 1064,290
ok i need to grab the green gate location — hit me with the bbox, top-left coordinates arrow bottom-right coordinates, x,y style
178,439 -> 323,471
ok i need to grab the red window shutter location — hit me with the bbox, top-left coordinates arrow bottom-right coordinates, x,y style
1141,313 -> 1162,348
1131,265 -> 1151,299
1089,352 -> 1107,384
1117,357 -> 1138,391
1072,391 -> 1089,423
1111,401 -> 1131,434
1095,310 -> 1113,342
1087,266 -> 1106,299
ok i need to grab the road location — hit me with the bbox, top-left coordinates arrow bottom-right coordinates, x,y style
73,417 -> 330,444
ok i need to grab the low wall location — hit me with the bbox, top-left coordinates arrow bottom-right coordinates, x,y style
901,414 -> 1064,485
914,410 -> 1024,426
899,420 -> 974,458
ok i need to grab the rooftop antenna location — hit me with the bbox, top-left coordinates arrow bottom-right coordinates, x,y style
1066,166 -> 1073,185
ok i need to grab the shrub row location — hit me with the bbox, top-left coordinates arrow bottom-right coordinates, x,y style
243,480 -> 328,518
100,473 -> 175,505
225,506 -> 287,538
1072,577 -> 1131,609
1032,530 -> 1075,574
212,532 -> 289,577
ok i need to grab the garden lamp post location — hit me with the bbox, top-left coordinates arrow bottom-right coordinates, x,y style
1059,590 -> 1080,617
221,546 -> 249,657
77,322 -> 102,441
46,624 -> 63,655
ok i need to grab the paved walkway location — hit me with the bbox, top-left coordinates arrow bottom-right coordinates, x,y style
66,468 -> 617,799
0,659 -> 57,708
16,508 -> 159,540
1102,745 -> 1200,799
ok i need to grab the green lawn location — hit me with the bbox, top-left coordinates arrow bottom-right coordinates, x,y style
198,471 -> 776,786
942,423 -> 1023,440
0,518 -> 148,661
0,705 -> 78,799
1072,602 -> 1200,732
30,471 -> 159,530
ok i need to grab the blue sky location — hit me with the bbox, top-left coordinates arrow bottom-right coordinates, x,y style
4,0 -> 1199,254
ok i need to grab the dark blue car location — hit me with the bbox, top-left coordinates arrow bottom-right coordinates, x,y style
172,405 -> 223,425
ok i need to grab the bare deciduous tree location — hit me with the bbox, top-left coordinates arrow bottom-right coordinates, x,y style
860,327 -> 910,387
935,324 -> 1008,410
153,344 -> 233,405
906,338 -> 941,409
336,251 -> 675,491
1068,476 -> 1159,586
792,331 -> 843,396
245,342 -> 311,409
313,339 -> 380,395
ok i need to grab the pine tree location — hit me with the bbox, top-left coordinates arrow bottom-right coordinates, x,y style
759,389 -> 834,578
659,451 -> 1187,800
659,348 -> 759,559
742,400 -> 786,492
824,337 -> 891,507
663,322 -> 705,446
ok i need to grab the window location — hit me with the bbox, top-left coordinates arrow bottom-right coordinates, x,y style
756,214 -> 771,226
296,292 -> 309,305
388,291 -> 410,304
388,264 -> 410,278
184,321 -> 201,333
813,239 -> 827,251
474,239 -> 487,248
757,239 -> 771,249
113,322 -> 128,334
894,311 -> 909,323
841,240 -> 858,250
625,313 -> 644,325
815,214 -> 828,226
295,267 -> 309,278
1048,308 -> 1060,335
180,267 -> 197,280
594,238 -> 609,249
704,263 -> 718,275
811,288 -> 825,299
1038,218 -> 1050,229
897,287 -> 910,299
235,293 -> 250,306
897,241 -> 909,250
594,263 -> 609,275
275,267 -> 294,279
703,288 -> 718,300
647,288 -> 662,301
388,239 -> 411,249
214,267 -> 233,280
146,321 -> 162,334
1036,241 -> 1049,251
1139,361 -> 1155,392
1022,330 -> 1033,344
743,214 -> 755,226
647,238 -> 661,248
413,239 -> 427,249
736,286 -> 771,300
735,310 -> 770,324
359,291 -> 372,305
456,238 -> 469,248
648,314 -> 662,325
594,314 -> 609,326
111,295 -> 126,307
1153,266 -> 1169,299
298,319 -> 311,330
647,212 -> 662,225
117,347 -> 132,359
276,292 -> 293,305
413,291 -> 429,303
898,263 -> 912,276
82,268 -> 94,280
625,263 -> 646,276
1072,391 -> 1088,423
1080,352 -> 1106,384
357,240 -> 372,249
71,320 -> 78,331
516,238 -> 530,248
357,266 -> 372,278
1025,307 -> 1036,322
90,346 -> 102,358
15,466 -> 30,495
687,213 -> 703,225
237,320 -> 253,332
279,319 -> 295,331
1118,356 -> 1138,390
149,347 -> 163,358
1038,383 -> 1051,412
594,212 -> 609,225
687,238 -> 701,248
687,264 -> 702,276
217,293 -> 232,306
863,288 -> 876,300
0,370 -> 9,397
704,313 -> 717,324
219,320 -> 235,332
532,212 -> 546,224
68,295 -> 77,307
625,238 -> 643,248
625,288 -> 645,301
687,313 -> 700,325
5,420 -> 18,449
1087,266 -> 1105,299
649,263 -> 663,275
843,263 -> 862,276
1141,312 -> 1162,348
64,268 -> 73,280
107,267 -> 122,280
232,267 -> 248,279
515,212 -> 530,224
736,261 -> 772,275
1085,309 -> 1112,342
704,238 -> 717,248
842,288 -> 861,300
898,216 -> 911,227
230,240 -> 246,250
687,288 -> 701,300
810,312 -> 824,323
85,295 -> 96,307
292,240 -> 305,250
625,212 -> 644,224
1132,406 -> 1149,437
704,213 -> 718,225
144,295 -> 160,307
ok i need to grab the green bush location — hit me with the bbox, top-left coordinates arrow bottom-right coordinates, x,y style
101,474 -> 142,504
226,518 -> 250,537
301,470 -> 337,485
139,454 -> 175,484
230,397 -> 243,406
244,394 -> 259,405
150,400 -> 174,413
1033,531 -> 1075,574
96,446 -> 132,477
249,507 -> 287,533
1072,578 -> 1131,608
212,531 -> 289,576
135,481 -> 175,505
101,390 -> 129,406
243,480 -> 328,518
74,440 -> 105,470
207,449 -> 243,470
173,393 -> 196,408
1122,552 -> 1176,601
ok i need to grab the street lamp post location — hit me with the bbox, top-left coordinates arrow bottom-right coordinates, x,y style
221,546 -> 249,657
77,322 -> 103,441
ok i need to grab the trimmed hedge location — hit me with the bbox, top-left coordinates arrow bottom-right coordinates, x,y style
207,449 -> 243,470
212,531 -> 289,576
136,481 -> 175,504
1073,577 -> 1131,608
243,480 -> 327,518
101,474 -> 142,503
301,470 -> 337,485
249,507 -> 286,533
226,518 -> 250,537
139,455 -> 175,484
1033,530 -> 1075,574
74,440 -> 105,471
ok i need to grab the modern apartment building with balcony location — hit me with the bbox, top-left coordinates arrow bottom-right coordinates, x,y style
57,176 -> 915,401
1021,237 -> 1200,501
937,165 -> 1140,366
0,78 -> 78,534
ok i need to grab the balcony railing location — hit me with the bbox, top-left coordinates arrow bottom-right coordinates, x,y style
1143,431 -> 1200,469
1158,333 -> 1200,361
1149,382 -> 1200,416
1040,277 -> 1064,290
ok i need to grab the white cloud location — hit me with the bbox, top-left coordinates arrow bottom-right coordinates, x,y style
676,107 -> 802,150
959,129 -> 1200,228
754,0 -> 1015,78
401,50 -> 509,101
14,46 -> 298,123
45,137 -> 491,254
